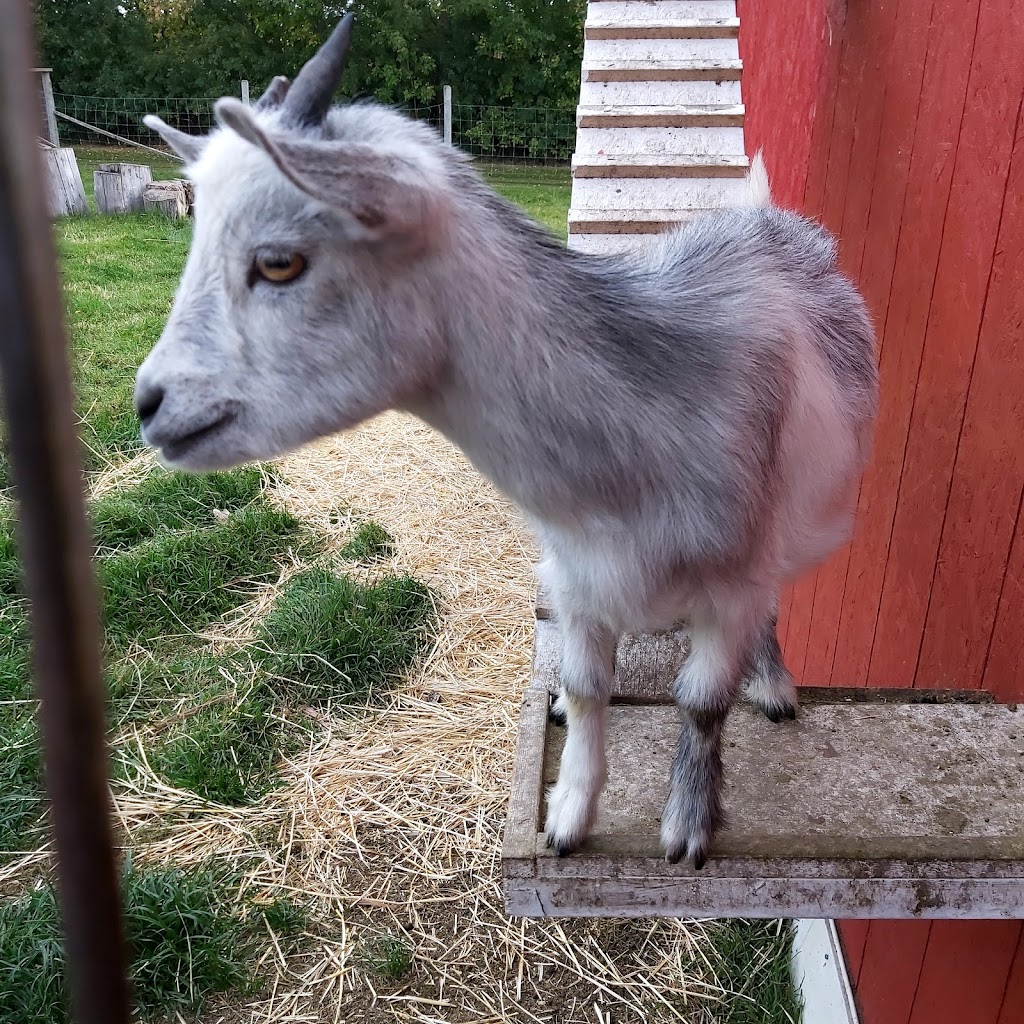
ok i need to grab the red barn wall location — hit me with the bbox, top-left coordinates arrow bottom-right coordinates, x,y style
739,0 -> 1024,1021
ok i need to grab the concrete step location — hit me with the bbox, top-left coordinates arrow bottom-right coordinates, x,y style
567,232 -> 662,256
568,207 -> 700,234
570,174 -> 746,210
585,17 -> 739,39
572,152 -> 748,177
586,1 -> 738,18
584,35 -> 739,62
574,123 -> 746,155
577,103 -> 744,128
582,57 -> 741,81
579,76 -> 741,106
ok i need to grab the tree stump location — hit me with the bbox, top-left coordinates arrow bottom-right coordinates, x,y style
94,162 -> 153,214
43,147 -> 88,217
143,180 -> 191,219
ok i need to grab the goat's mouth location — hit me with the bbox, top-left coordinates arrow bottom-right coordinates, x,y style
153,410 -> 238,465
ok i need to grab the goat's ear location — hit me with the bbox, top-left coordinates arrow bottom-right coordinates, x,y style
143,115 -> 206,164
215,97 -> 441,241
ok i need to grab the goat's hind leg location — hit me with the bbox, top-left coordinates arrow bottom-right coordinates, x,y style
742,613 -> 798,723
544,615 -> 616,856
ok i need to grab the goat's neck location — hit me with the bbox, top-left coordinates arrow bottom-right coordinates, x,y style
409,222 -> 629,521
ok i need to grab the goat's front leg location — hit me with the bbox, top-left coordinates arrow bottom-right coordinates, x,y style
662,601 -> 762,868
544,615 -> 616,856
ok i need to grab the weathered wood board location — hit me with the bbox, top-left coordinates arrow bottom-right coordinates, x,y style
504,613 -> 1024,919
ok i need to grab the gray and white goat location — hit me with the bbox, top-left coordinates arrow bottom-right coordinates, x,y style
136,16 -> 878,867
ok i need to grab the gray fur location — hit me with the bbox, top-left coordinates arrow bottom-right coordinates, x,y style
135,20 -> 878,867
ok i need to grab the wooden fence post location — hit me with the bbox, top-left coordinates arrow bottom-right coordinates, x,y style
443,84 -> 452,146
35,68 -> 59,146
241,79 -> 250,105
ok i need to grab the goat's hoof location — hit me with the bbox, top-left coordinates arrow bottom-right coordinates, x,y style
544,832 -> 579,857
661,818 -> 713,869
664,839 -> 709,869
764,702 -> 798,724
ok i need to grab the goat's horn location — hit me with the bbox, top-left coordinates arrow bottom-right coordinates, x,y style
254,75 -> 291,111
283,13 -> 354,127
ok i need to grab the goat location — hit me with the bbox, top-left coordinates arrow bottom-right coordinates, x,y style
135,15 -> 878,867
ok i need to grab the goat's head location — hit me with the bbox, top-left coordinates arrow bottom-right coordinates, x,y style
135,15 -> 452,470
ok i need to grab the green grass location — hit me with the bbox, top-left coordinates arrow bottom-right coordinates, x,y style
98,504 -> 302,648
90,466 -> 270,554
257,568 -> 435,704
702,920 -> 803,1024
57,213 -> 192,476
341,520 -> 396,561
0,859 -> 305,1024
359,932 -> 415,982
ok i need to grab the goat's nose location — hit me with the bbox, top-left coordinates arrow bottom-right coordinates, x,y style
135,384 -> 164,425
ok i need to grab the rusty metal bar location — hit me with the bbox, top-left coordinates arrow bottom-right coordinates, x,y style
0,3 -> 131,1023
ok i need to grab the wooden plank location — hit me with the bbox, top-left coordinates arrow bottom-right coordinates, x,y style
997,927 -> 1024,1024
577,103 -> 744,128
504,690 -> 1024,918
571,152 -> 749,178
855,920 -> 932,1023
568,209 -> 701,234
802,0 -> 849,217
782,571 -> 817,681
918,74 -> 1024,691
838,920 -> 870,985
582,58 -> 743,82
871,0 -> 1016,688
800,0 -> 901,686
831,0 -> 940,686
502,688 -> 550,872
908,922 -> 1023,1024
845,0 -> 978,686
585,18 -> 740,40
984,493 -> 1024,700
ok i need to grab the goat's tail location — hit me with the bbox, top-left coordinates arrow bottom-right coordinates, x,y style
744,150 -> 773,207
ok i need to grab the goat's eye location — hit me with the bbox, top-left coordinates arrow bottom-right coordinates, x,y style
253,253 -> 306,284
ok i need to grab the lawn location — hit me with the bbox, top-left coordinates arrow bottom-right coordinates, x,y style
0,145 -> 799,1022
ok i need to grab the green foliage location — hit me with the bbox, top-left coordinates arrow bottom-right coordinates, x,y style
257,568 -> 434,704
341,521 -> 396,561
0,860 -> 303,1023
34,1 -> 586,145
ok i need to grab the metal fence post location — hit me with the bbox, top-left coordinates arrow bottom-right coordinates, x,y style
0,4 -> 131,1023
240,79 -> 250,105
443,84 -> 452,146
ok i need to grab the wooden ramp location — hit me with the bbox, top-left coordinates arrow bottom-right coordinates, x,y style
568,0 -> 747,254
503,613 -> 1024,919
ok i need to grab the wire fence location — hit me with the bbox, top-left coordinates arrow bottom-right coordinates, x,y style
51,92 -> 576,165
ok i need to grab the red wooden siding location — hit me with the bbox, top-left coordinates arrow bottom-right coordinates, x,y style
740,1 -> 1024,1022
742,0 -> 1024,697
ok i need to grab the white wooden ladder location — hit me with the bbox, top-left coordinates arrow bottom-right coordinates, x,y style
568,0 -> 748,254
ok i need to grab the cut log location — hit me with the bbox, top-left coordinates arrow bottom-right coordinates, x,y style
43,147 -> 87,217
143,180 -> 191,219
94,162 -> 153,214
